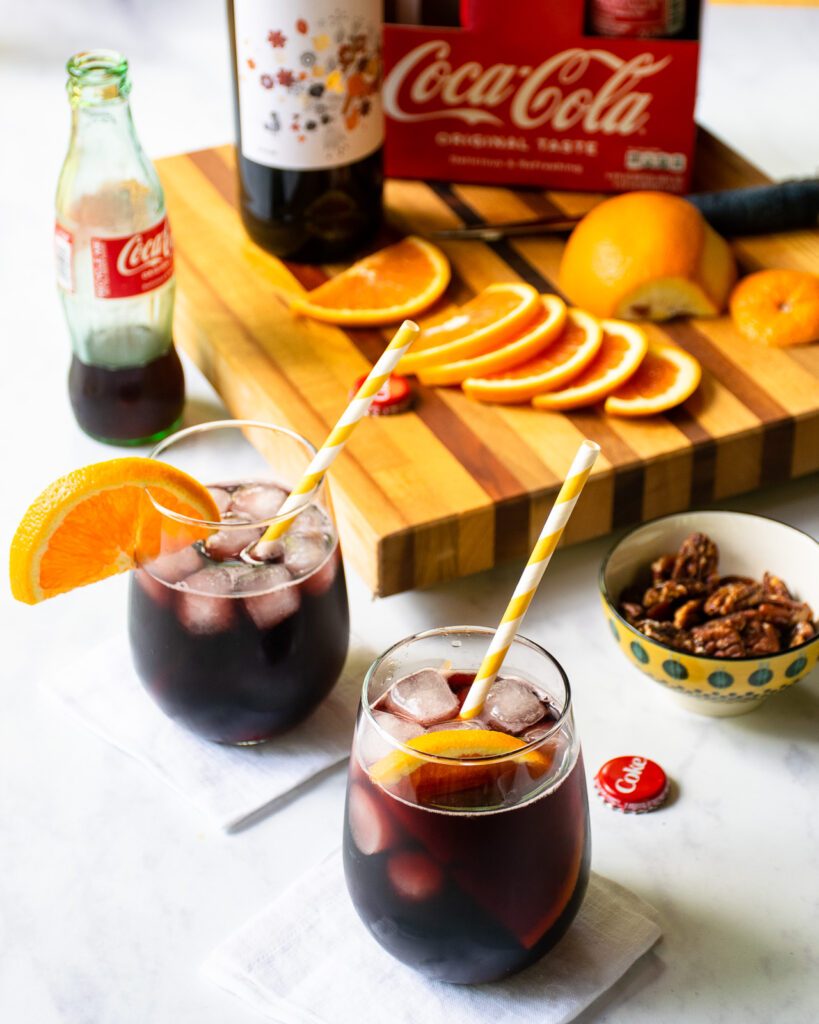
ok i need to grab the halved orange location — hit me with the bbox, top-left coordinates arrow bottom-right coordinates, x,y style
604,339 -> 702,416
369,728 -> 552,789
532,319 -> 648,411
461,308 -> 602,404
729,268 -> 819,347
417,294 -> 567,387
398,282 -> 540,374
9,459 -> 219,604
290,236 -> 450,326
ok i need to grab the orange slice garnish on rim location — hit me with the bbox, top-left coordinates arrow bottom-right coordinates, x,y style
369,728 -> 552,789
9,458 -> 219,604
399,282 -> 541,374
461,308 -> 602,404
290,236 -> 451,327
604,339 -> 701,417
417,294 -> 567,387
532,319 -> 647,411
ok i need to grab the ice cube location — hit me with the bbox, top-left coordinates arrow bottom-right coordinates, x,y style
485,678 -> 546,735
283,531 -> 329,579
241,566 -> 301,630
176,567 -> 237,634
347,782 -> 396,856
302,547 -> 339,597
232,563 -> 291,595
387,851 -> 444,902
207,486 -> 232,514
289,505 -> 328,535
383,669 -> 459,726
204,518 -> 263,561
360,711 -> 426,765
230,482 -> 288,521
145,544 -> 203,584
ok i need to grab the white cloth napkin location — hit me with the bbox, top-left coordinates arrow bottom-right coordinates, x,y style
47,633 -> 373,831
204,850 -> 662,1024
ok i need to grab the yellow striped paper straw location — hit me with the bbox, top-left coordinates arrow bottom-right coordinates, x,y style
460,440 -> 601,720
258,319 -> 420,545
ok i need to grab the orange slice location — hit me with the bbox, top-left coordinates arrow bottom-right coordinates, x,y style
417,294 -> 567,386
604,339 -> 701,416
289,236 -> 450,326
729,268 -> 819,347
9,458 -> 219,605
369,728 -> 551,788
399,282 -> 540,374
532,319 -> 648,411
461,308 -> 602,404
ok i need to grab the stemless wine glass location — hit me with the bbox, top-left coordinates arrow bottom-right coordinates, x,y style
128,420 -> 349,744
343,626 -> 590,984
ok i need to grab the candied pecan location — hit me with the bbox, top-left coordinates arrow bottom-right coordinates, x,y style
619,601 -> 644,625
743,619 -> 781,655
714,575 -> 755,588
703,582 -> 764,617
672,532 -> 718,582
674,599 -> 704,629
762,571 -> 792,600
689,619 -> 746,658
636,619 -> 691,651
789,621 -> 815,648
651,554 -> 676,583
756,600 -> 812,627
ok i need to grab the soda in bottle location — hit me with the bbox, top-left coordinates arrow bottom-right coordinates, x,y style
55,50 -> 185,446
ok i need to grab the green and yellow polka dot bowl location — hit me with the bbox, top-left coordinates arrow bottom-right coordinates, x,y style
599,511 -> 819,717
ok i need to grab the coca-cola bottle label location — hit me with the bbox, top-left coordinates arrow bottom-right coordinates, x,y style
89,217 -> 174,299
232,0 -> 384,171
54,223 -> 75,293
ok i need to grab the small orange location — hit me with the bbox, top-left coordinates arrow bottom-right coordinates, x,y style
462,308 -> 602,404
604,339 -> 701,417
290,236 -> 450,326
399,282 -> 541,374
532,319 -> 648,411
558,191 -> 737,321
417,294 -> 567,386
9,459 -> 219,605
729,268 -> 819,347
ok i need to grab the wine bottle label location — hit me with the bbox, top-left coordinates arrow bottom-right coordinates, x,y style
54,223 -> 75,293
89,217 -> 174,299
233,0 -> 384,171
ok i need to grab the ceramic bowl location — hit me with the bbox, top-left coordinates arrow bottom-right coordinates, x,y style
599,510 -> 819,716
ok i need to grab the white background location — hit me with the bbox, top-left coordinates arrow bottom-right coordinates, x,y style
2,2 -> 819,1021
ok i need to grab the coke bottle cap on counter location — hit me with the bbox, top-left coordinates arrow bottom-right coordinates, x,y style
350,374 -> 413,416
594,756 -> 669,813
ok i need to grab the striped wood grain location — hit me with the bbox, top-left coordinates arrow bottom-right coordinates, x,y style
157,129 -> 819,595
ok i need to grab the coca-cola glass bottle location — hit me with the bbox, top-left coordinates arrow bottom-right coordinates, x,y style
227,1 -> 384,261
56,50 -> 185,446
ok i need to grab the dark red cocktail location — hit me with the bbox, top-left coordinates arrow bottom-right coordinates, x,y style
343,628 -> 590,984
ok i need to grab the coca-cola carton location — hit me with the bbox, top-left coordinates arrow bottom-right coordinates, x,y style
383,0 -> 700,192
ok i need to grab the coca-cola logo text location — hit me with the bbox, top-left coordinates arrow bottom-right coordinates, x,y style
384,41 -> 670,136
614,757 -> 648,795
116,221 -> 173,278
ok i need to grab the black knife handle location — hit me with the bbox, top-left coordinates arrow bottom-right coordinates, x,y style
687,180 -> 819,236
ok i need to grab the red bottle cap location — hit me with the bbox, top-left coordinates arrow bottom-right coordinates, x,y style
594,756 -> 669,813
351,373 -> 413,416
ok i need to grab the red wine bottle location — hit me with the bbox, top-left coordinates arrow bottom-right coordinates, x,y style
227,0 -> 384,262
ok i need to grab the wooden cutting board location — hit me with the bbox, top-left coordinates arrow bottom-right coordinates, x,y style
156,128 -> 819,596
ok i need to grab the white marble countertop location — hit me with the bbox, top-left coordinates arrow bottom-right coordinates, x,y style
2,2 -> 818,1021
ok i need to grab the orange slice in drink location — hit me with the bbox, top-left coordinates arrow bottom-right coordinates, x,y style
604,339 -> 702,417
532,319 -> 648,411
290,236 -> 451,326
369,727 -> 552,793
417,294 -> 567,387
461,308 -> 602,404
399,282 -> 541,374
729,268 -> 819,347
9,458 -> 219,604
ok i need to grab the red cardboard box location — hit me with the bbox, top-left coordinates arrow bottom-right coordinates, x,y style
383,0 -> 700,192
